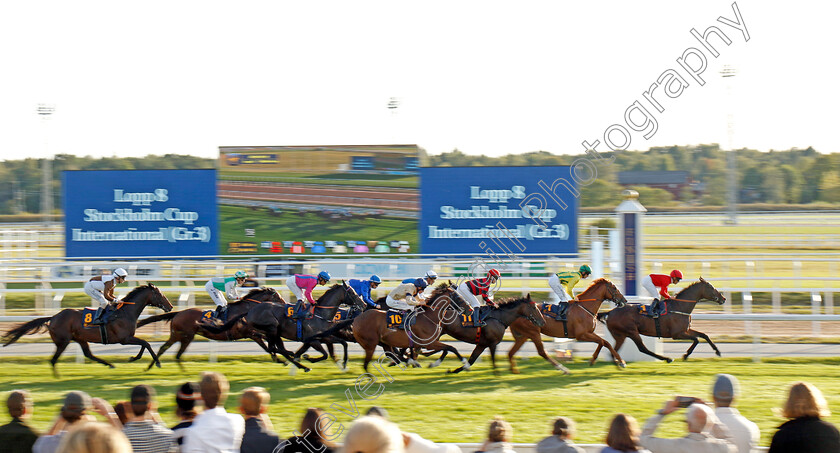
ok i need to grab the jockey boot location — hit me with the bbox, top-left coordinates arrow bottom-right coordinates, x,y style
90,307 -> 105,325
650,299 -> 660,318
215,305 -> 227,320
293,300 -> 307,319
472,308 -> 486,328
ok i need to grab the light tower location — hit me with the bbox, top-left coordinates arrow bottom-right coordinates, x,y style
721,65 -> 737,225
38,104 -> 55,224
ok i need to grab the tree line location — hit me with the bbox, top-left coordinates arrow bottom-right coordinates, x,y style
1,145 -> 838,214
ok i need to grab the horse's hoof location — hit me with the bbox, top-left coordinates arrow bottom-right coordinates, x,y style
682,355 -> 689,361
303,367 -> 311,373
302,354 -> 311,360
618,361 -> 626,368
155,362 -> 161,368
715,351 -> 722,357
665,357 -> 674,363
109,364 -> 116,369
128,356 -> 139,362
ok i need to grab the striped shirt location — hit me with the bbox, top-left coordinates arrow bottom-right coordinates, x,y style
123,420 -> 178,453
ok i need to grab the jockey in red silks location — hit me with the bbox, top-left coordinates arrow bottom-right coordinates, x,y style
456,269 -> 500,328
641,269 -> 683,318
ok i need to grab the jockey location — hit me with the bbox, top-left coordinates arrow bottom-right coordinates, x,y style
386,280 -> 422,314
456,269 -> 500,328
205,271 -> 248,318
287,271 -> 331,319
641,269 -> 683,318
84,268 -> 128,325
348,275 -> 382,309
548,265 -> 591,304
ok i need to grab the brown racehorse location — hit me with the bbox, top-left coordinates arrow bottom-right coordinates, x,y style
597,277 -> 726,362
134,287 -> 285,370
1,284 -> 173,376
419,294 -> 546,374
508,278 -> 628,373
352,283 -> 471,372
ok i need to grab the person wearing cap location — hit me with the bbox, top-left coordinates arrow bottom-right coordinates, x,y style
0,390 -> 39,453
122,385 -> 177,453
549,265 -> 591,304
385,280 -> 423,319
641,269 -> 683,318
33,391 -> 94,453
84,268 -> 128,325
711,374 -> 759,453
348,275 -> 382,309
172,382 -> 201,447
457,269 -> 501,328
403,270 -> 438,303
640,397 -> 736,453
288,271 -> 331,320
206,271 -> 249,320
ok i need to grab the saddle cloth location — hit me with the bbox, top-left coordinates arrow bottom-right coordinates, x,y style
333,308 -> 350,322
81,306 -> 117,328
540,302 -> 569,321
460,306 -> 492,327
386,309 -> 407,329
638,301 -> 668,317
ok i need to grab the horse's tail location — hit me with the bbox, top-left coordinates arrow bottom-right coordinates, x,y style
596,310 -> 611,324
2,317 -> 52,346
136,311 -> 179,328
200,313 -> 248,334
302,319 -> 354,343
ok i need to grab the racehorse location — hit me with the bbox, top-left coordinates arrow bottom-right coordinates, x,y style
351,283 -> 471,372
205,282 -> 365,371
597,277 -> 726,362
421,294 -> 546,374
134,287 -> 285,370
1,284 -> 173,376
508,278 -> 628,373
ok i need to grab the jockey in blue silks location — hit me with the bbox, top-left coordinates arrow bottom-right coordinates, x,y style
348,275 -> 382,309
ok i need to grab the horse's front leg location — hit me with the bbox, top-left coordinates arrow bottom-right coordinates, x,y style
122,336 -> 161,369
674,331 -> 702,360
688,329 -> 721,357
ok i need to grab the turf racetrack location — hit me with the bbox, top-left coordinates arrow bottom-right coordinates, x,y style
2,355 -> 839,446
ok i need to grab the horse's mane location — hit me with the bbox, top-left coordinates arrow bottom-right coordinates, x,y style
579,278 -> 615,293
428,283 -> 453,300
242,287 -> 275,298
494,295 -> 531,306
675,280 -> 707,298
123,284 -> 153,301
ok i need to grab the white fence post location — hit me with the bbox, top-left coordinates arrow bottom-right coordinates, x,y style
811,292 -> 822,336
826,292 -> 834,315
772,291 -> 781,313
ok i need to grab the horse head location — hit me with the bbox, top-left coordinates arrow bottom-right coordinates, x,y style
341,280 -> 366,311
697,277 -> 726,305
603,279 -> 627,307
519,293 -> 546,327
147,284 -> 173,313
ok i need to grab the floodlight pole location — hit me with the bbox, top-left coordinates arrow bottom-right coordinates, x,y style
721,66 -> 737,225
38,104 -> 55,224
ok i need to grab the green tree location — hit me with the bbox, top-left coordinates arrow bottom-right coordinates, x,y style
780,165 -> 804,203
818,171 -> 840,202
580,179 -> 622,207
629,185 -> 675,206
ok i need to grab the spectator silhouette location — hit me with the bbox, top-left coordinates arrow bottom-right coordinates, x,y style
122,384 -> 177,453
341,415 -> 404,453
0,390 -> 39,453
182,371 -> 245,453
536,416 -> 585,453
477,416 -> 515,453
640,397 -> 736,453
768,381 -> 840,452
711,374 -> 759,453
57,421 -> 132,453
32,391 -> 93,453
239,386 -> 280,453
601,414 -> 649,453
278,408 -> 337,453
172,382 -> 201,446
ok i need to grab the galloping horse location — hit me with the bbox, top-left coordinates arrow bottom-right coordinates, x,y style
419,294 -> 546,373
134,287 -> 285,370
598,277 -> 726,362
2,284 -> 173,376
351,283 -> 471,372
508,278 -> 628,373
205,282 -> 365,371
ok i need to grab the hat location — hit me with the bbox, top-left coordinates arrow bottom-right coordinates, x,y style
176,382 -> 200,411
62,391 -> 92,413
712,374 -> 739,401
